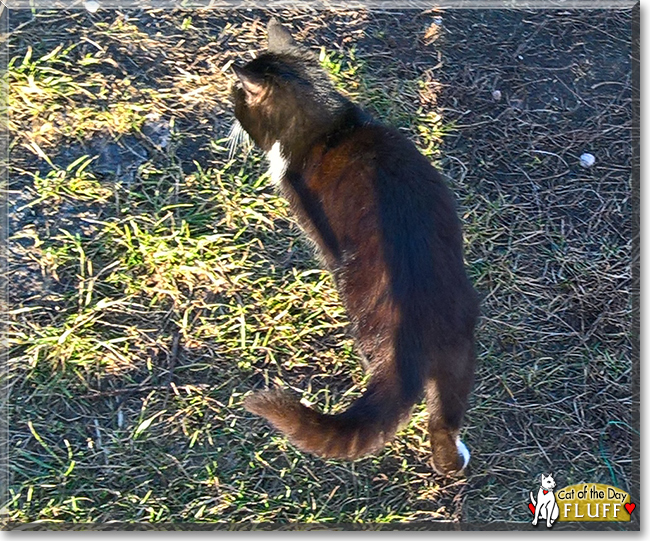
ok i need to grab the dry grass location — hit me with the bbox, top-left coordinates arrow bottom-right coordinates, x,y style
3,7 -> 637,529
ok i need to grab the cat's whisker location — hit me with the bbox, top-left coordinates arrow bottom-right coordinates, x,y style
241,129 -> 253,157
227,121 -> 236,138
227,134 -> 236,159
228,137 -> 237,161
226,119 -> 244,161
236,130 -> 246,159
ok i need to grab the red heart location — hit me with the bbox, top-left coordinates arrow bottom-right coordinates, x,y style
625,503 -> 636,515
528,503 -> 536,515
543,490 -> 548,495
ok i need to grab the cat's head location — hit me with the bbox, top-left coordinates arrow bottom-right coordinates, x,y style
541,473 -> 556,489
230,18 -> 345,153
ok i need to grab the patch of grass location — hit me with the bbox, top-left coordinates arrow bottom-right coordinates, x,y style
320,46 -> 448,159
5,7 -> 634,528
6,12 -> 455,519
7,43 -> 159,147
26,155 -> 112,204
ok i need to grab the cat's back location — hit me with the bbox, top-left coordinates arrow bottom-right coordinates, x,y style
302,120 -> 462,250
309,119 -> 454,205
297,118 -> 472,300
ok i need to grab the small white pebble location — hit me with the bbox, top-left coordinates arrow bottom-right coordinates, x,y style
433,16 -> 443,26
580,153 -> 596,168
492,89 -> 502,101
84,0 -> 100,13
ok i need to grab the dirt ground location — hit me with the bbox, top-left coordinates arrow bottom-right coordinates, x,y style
4,6 -> 637,528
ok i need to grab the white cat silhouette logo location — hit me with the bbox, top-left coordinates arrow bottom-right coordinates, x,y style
529,473 -> 560,528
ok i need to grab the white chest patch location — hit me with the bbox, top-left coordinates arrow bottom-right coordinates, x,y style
267,141 -> 288,185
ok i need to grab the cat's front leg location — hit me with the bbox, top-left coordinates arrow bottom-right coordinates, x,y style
547,503 -> 558,528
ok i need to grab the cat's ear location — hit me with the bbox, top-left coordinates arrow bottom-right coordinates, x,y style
267,17 -> 296,53
232,65 -> 265,103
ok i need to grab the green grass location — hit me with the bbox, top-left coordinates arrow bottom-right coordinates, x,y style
5,11 -> 463,524
4,8 -> 634,527
319,46 -> 448,158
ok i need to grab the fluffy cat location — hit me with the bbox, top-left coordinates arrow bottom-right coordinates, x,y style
230,18 -> 479,474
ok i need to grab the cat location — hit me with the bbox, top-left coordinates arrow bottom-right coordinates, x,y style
530,473 -> 560,528
230,18 -> 479,475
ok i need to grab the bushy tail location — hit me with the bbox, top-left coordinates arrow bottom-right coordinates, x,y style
244,373 -> 419,460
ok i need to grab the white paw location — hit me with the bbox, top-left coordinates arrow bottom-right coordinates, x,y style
456,437 -> 470,470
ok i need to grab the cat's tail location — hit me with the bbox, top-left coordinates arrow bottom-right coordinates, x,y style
243,373 -> 417,460
530,492 -> 537,506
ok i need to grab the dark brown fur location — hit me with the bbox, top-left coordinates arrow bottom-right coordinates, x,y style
232,19 -> 479,473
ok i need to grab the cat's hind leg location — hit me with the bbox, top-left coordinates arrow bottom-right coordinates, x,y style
425,341 -> 475,475
532,498 -> 544,526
